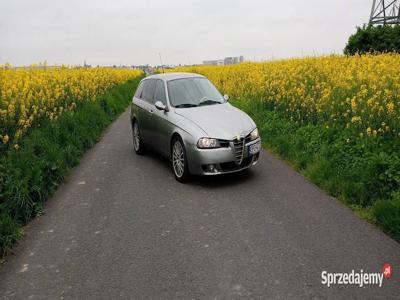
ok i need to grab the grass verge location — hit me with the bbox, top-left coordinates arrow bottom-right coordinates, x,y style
0,77 -> 143,260
232,98 -> 400,242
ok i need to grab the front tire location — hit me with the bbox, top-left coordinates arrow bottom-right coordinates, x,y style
132,120 -> 146,155
172,137 -> 190,183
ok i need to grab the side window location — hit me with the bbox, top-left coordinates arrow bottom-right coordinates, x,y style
154,80 -> 167,106
142,79 -> 156,103
134,81 -> 144,98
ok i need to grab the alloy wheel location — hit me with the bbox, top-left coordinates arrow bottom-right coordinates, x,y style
133,122 -> 140,151
172,140 -> 185,178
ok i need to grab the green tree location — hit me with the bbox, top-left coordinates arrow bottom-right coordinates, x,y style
344,25 -> 400,55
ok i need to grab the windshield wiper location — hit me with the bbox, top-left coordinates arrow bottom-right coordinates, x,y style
174,103 -> 198,108
198,99 -> 221,106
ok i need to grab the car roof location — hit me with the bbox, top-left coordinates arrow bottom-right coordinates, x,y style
143,72 -> 205,82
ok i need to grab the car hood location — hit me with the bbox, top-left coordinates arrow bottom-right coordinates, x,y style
174,103 -> 255,140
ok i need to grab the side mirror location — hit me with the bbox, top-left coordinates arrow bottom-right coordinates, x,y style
223,94 -> 229,101
155,100 -> 168,112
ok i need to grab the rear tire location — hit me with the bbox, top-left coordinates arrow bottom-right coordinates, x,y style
171,137 -> 190,183
132,120 -> 146,155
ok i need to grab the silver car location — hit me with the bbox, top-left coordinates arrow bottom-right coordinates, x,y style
130,72 -> 261,182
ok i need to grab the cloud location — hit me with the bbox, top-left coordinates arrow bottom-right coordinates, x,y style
0,0 -> 370,66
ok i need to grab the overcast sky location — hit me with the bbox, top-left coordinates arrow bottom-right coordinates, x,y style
0,0 -> 370,66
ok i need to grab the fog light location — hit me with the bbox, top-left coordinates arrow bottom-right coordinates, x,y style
206,164 -> 215,172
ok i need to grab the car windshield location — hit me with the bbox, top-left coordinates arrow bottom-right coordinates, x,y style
167,77 -> 225,108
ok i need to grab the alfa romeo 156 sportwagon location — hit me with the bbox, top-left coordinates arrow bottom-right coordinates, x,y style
130,72 -> 261,182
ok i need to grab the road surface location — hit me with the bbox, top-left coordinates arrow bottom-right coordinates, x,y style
1,110 -> 399,299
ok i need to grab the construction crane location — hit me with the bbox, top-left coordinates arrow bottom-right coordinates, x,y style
369,0 -> 400,25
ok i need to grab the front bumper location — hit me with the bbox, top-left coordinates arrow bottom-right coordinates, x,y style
186,138 -> 261,175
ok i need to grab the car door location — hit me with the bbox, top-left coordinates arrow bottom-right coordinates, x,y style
131,80 -> 144,124
139,79 -> 156,145
152,79 -> 173,156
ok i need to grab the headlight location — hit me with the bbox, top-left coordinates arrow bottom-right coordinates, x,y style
197,137 -> 218,149
250,128 -> 259,140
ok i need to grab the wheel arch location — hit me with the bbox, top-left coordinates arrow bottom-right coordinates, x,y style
170,132 -> 182,153
169,128 -> 193,159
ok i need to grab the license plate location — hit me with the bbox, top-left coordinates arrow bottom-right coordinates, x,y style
249,141 -> 261,155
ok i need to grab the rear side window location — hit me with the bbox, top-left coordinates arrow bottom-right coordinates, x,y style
134,81 -> 144,98
154,80 -> 167,106
141,79 -> 156,103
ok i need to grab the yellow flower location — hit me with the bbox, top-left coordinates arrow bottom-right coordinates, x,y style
386,102 -> 395,113
2,134 -> 9,144
0,66 -> 143,144
166,53 -> 400,139
351,98 -> 357,112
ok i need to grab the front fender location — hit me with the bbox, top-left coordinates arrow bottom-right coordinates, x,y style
168,112 -> 206,157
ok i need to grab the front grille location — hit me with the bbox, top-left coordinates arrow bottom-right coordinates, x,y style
229,133 -> 252,165
232,139 -> 245,165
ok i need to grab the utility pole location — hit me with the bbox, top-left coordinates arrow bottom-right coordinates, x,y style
158,53 -> 164,74
369,0 -> 400,25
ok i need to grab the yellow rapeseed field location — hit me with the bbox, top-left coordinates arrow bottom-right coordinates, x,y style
0,66 -> 142,148
169,54 -> 400,138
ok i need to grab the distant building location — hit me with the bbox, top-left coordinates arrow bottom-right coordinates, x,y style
224,57 -> 233,65
203,59 -> 224,66
203,56 -> 244,66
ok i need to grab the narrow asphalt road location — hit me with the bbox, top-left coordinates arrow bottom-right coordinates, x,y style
1,110 -> 399,299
